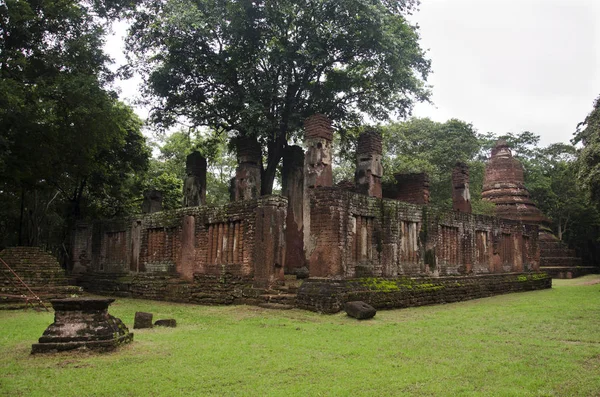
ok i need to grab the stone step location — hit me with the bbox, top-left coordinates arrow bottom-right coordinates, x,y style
258,302 -> 295,310
540,257 -> 582,266
538,240 -> 572,249
541,248 -> 577,257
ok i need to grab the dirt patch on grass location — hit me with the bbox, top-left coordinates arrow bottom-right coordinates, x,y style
580,279 -> 600,286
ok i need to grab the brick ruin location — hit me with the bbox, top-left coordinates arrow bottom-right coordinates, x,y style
0,247 -> 81,309
355,130 -> 383,198
482,140 -> 596,279
183,151 -> 207,207
69,116 -> 551,312
482,140 -> 546,224
231,137 -> 262,201
383,172 -> 431,204
452,162 -> 472,213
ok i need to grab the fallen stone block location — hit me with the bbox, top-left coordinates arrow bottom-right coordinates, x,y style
154,319 -> 177,327
134,312 -> 153,329
345,301 -> 376,320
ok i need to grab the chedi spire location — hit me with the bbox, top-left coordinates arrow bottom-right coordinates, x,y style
482,140 -> 546,224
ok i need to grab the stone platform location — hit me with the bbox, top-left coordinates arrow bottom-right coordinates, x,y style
1,247 -> 82,309
31,298 -> 133,354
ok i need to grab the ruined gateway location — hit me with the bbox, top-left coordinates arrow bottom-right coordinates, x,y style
71,115 -> 551,313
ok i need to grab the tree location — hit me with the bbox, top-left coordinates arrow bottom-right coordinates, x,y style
380,118 -> 484,210
574,96 -> 600,205
126,0 -> 431,194
148,129 -> 236,207
0,0 -> 150,251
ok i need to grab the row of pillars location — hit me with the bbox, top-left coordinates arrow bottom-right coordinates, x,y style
142,114 -> 472,216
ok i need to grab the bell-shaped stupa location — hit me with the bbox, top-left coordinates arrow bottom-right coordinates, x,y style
481,140 -> 547,224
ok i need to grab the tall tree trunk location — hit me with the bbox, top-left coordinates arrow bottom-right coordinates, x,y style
261,133 -> 286,195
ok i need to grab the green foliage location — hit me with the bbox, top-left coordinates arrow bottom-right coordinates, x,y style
126,0 -> 431,193
148,129 -> 236,206
380,118 -> 483,211
2,278 -> 600,395
574,96 -> 600,204
0,0 -> 150,251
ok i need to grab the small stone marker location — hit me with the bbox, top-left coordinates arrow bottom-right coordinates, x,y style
154,319 -> 177,328
134,312 -> 153,329
345,301 -> 376,320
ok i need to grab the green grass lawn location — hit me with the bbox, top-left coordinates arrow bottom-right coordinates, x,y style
1,275 -> 599,397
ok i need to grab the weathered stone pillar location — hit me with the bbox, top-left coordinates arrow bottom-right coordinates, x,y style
303,114 -> 334,277
384,173 -> 430,205
182,151 -> 207,207
452,162 -> 472,213
253,197 -> 287,286
141,189 -> 163,214
232,137 -> 262,201
304,114 -> 333,188
282,145 -> 305,275
355,130 -> 383,198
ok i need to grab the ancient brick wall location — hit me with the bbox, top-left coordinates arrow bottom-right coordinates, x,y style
76,271 -> 271,305
72,196 -> 287,291
384,173 -> 430,204
297,273 -> 552,313
306,187 -> 539,279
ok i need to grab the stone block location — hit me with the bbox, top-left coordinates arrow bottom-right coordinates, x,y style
134,312 -> 153,329
345,301 -> 376,320
154,319 -> 177,327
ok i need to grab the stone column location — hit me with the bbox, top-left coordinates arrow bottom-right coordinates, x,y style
232,137 -> 262,201
182,151 -> 207,207
141,189 -> 163,214
452,162 -> 472,213
304,114 -> 333,188
303,114 -> 334,276
355,130 -> 383,198
282,145 -> 305,276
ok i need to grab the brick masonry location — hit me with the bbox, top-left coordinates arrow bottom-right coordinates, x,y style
68,115 -> 553,312
297,273 -> 552,313
0,247 -> 81,307
305,188 -> 539,279
72,196 -> 287,295
384,173 -> 431,204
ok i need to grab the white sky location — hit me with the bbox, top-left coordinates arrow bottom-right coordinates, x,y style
106,0 -> 600,147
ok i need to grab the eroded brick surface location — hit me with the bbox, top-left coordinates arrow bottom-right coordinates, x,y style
452,162 -> 472,213
355,130 -> 383,198
183,151 -> 207,207
232,137 -> 262,201
384,173 -> 430,204
482,140 -> 545,223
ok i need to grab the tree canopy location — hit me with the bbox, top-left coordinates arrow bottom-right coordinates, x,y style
0,0 -> 150,252
126,0 -> 431,193
574,96 -> 600,204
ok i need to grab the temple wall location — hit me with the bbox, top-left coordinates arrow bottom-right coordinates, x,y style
297,273 -> 551,314
306,187 -> 539,279
72,196 -> 287,291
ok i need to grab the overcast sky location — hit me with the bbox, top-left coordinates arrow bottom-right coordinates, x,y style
107,0 -> 600,147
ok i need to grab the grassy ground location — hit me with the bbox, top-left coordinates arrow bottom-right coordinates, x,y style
1,275 -> 599,397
